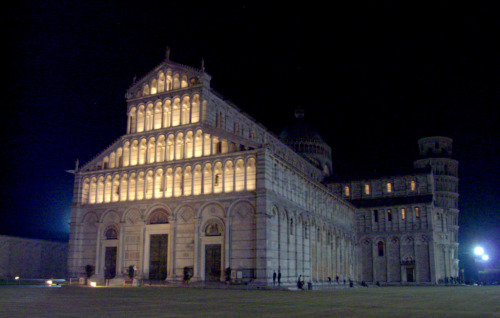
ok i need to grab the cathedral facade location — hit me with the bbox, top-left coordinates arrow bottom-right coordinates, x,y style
67,52 -> 459,285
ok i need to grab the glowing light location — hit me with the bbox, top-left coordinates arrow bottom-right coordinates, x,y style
14,276 -> 19,280
90,281 -> 97,287
474,247 -> 485,256
46,280 -> 53,285
482,254 -> 489,261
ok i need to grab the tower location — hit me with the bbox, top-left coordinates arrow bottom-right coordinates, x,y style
414,136 -> 459,278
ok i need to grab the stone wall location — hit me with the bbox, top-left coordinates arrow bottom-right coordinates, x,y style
0,235 -> 68,279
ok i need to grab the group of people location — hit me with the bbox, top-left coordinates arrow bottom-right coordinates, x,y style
272,271 -> 282,286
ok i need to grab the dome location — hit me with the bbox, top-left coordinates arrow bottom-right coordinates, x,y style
279,109 -> 332,177
279,109 -> 324,143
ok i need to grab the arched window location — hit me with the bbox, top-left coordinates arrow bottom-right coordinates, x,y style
150,78 -> 157,95
130,140 -> 138,166
97,176 -> 105,203
181,96 -> 190,125
105,226 -> 118,240
139,139 -> 147,165
183,166 -> 192,196
365,184 -> 370,195
246,158 -> 256,191
174,167 -> 182,197
166,135 -> 174,161
194,130 -> 203,157
172,98 -> 180,126
191,94 -> 200,123
128,173 -> 136,201
163,100 -> 172,128
154,169 -> 163,198
185,131 -> 193,158
193,165 -> 202,195
205,221 -> 222,236
129,107 -> 137,133
123,142 -> 130,167
165,168 -> 173,197
214,162 -> 223,194
136,172 -> 145,200
387,182 -> 392,193
109,152 -> 116,169
145,104 -> 154,131
89,177 -> 97,204
148,210 -> 169,224
154,102 -> 162,129
120,174 -> 128,201
156,135 -> 166,162
173,73 -> 180,89
112,175 -> 120,202
142,84 -> 150,96
204,164 -> 213,194
181,75 -> 188,88
158,72 -> 165,93
81,178 -> 90,204
410,180 -> 416,191
235,159 -> 245,192
166,70 -> 172,91
224,161 -> 234,193
137,105 -> 145,132
175,133 -> 184,160
145,171 -> 153,199
204,133 -> 211,156
147,138 -> 156,164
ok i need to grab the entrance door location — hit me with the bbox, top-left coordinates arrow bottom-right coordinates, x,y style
205,244 -> 221,281
406,267 -> 414,282
104,247 -> 117,279
149,234 -> 168,280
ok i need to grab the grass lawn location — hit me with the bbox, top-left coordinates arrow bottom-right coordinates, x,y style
0,285 -> 498,317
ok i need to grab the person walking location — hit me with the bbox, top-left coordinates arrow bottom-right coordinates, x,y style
273,271 -> 277,286
277,271 -> 281,286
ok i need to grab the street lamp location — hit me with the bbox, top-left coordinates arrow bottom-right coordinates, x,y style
473,246 -> 489,284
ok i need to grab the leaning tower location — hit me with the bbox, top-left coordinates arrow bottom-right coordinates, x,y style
414,136 -> 459,279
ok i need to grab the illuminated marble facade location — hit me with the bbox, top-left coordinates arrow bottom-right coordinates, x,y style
68,52 -> 458,285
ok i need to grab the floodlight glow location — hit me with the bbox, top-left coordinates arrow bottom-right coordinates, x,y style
90,281 -> 97,287
482,254 -> 489,261
474,247 -> 485,256
14,276 -> 19,280
46,280 -> 53,285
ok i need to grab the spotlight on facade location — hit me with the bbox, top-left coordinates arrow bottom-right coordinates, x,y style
90,281 -> 97,287
474,247 -> 485,256
482,254 -> 489,261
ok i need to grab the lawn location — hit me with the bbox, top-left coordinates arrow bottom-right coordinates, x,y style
0,285 -> 498,317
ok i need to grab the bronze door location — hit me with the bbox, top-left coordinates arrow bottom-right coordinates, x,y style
149,234 -> 168,280
104,247 -> 117,279
407,267 -> 414,282
205,244 -> 221,281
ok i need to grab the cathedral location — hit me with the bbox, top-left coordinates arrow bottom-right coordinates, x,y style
67,50 -> 459,285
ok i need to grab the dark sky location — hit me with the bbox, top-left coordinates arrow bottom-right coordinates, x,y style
2,2 -> 498,264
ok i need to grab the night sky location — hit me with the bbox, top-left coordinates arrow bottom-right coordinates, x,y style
3,2 -> 498,266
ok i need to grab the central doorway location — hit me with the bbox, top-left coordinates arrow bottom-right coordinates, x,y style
205,244 -> 221,281
104,247 -> 117,279
406,267 -> 415,282
149,234 -> 168,280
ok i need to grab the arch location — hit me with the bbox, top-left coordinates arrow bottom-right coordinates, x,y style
214,162 -> 223,193
183,166 -> 193,196
224,160 -> 234,193
203,163 -> 213,194
235,159 -> 245,192
164,168 -> 173,197
246,157 -> 256,190
122,207 -> 141,225
228,200 -> 255,219
185,131 -> 193,158
145,170 -> 154,199
163,99 -> 172,128
129,107 -> 137,133
181,95 -> 190,125
194,129 -> 203,157
172,98 -> 180,126
128,172 -> 137,201
175,133 -> 184,160
191,94 -> 200,123
158,71 -> 165,93
156,135 -> 166,162
100,210 -> 121,224
139,139 -> 147,165
137,105 -> 145,132
147,209 -> 170,225
154,101 -> 162,129
202,218 -> 224,236
193,164 -> 202,195
150,78 -> 157,95
145,103 -> 153,131
198,202 -> 226,219
154,168 -> 164,198
147,138 -> 156,164
104,225 -> 118,240
81,178 -> 90,204
81,211 -> 98,224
